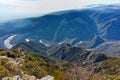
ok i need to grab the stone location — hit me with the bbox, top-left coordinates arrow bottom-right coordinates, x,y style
2,77 -> 9,80
22,74 -> 36,80
12,75 -> 22,80
40,75 -> 54,80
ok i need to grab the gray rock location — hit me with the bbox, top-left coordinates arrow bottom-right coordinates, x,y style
2,77 -> 9,80
40,75 -> 54,80
12,75 -> 22,80
22,74 -> 36,80
2,75 -> 22,80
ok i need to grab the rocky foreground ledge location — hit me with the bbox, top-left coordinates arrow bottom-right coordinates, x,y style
2,75 -> 54,80
0,49 -> 56,80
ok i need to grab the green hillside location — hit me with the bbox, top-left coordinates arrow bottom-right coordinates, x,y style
0,48 -> 120,80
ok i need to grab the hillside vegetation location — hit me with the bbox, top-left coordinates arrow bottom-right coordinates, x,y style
0,48 -> 120,80
0,48 -> 68,80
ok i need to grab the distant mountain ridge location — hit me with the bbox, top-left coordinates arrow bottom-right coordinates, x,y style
12,41 -> 108,64
0,4 -> 120,55
94,41 -> 120,56
12,40 -> 48,53
47,43 -> 108,63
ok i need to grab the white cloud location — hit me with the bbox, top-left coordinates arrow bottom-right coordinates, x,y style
0,0 -> 120,22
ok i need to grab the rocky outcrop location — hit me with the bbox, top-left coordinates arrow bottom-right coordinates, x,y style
2,75 -> 22,80
2,75 -> 54,80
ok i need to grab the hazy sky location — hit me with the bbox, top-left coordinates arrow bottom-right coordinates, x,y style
0,0 -> 120,22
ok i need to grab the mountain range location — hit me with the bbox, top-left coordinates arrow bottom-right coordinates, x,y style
0,4 -> 120,56
12,40 -> 108,64
1,4 -> 120,80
